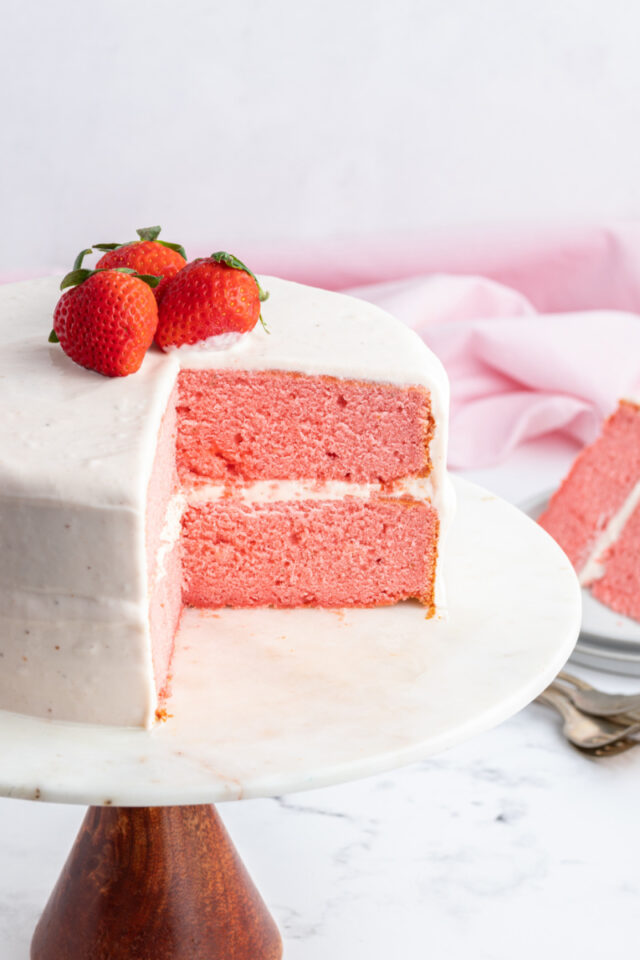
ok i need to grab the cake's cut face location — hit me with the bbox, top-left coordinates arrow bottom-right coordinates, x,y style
176,369 -> 437,614
0,275 -> 453,727
539,399 -> 640,621
150,367 -> 441,705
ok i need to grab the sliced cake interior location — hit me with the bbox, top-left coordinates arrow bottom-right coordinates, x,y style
147,368 -> 442,708
538,398 -> 640,621
178,369 -> 438,608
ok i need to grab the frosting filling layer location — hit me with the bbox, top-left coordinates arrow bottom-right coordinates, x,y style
579,478 -> 640,585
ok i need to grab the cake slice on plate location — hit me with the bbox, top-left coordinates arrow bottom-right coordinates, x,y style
538,398 -> 640,621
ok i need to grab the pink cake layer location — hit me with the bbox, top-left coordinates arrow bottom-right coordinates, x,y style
181,498 -> 439,612
177,370 -> 434,486
591,501 -> 640,620
538,401 -> 640,572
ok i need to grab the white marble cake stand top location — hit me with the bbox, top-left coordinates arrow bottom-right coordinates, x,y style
0,477 -> 581,807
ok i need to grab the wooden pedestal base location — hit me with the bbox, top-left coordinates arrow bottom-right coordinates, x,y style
31,804 -> 283,960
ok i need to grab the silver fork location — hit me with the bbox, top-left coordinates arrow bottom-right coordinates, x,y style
536,684 -> 640,751
557,671 -> 640,722
571,736 -> 640,759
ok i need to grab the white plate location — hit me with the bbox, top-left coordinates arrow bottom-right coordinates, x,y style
0,477 -> 581,807
522,490 -> 640,675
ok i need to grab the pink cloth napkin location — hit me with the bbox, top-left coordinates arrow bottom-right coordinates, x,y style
251,223 -> 640,469
346,274 -> 640,468
249,222 -> 640,468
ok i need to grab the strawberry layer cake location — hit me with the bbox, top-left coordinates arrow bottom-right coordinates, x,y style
539,399 -> 640,621
0,275 -> 453,727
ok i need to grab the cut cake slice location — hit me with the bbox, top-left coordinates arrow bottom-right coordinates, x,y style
538,398 -> 640,620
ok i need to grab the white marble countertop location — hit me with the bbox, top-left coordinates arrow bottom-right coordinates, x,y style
2,436 -> 638,959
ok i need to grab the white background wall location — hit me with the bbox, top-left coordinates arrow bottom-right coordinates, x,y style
1,0 -> 640,272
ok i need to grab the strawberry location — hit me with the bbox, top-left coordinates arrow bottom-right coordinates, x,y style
94,226 -> 187,300
49,252 -> 161,377
155,252 -> 269,349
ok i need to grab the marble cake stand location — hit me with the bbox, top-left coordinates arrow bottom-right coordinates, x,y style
0,478 -> 581,960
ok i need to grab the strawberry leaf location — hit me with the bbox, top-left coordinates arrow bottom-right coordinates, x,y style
60,268 -> 95,291
93,243 -> 121,251
60,266 -> 161,291
158,240 -> 187,260
111,267 -> 163,288
48,329 -> 59,343
137,273 -> 163,288
136,225 -> 162,242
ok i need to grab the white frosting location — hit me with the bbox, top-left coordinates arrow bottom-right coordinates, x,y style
579,479 -> 640,585
184,477 -> 438,504
0,275 -> 453,727
164,331 -> 244,353
153,492 -> 187,587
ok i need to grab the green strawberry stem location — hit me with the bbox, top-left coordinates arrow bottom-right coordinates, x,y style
210,251 -> 270,332
136,225 -> 162,242
258,302 -> 270,333
73,248 -> 93,271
